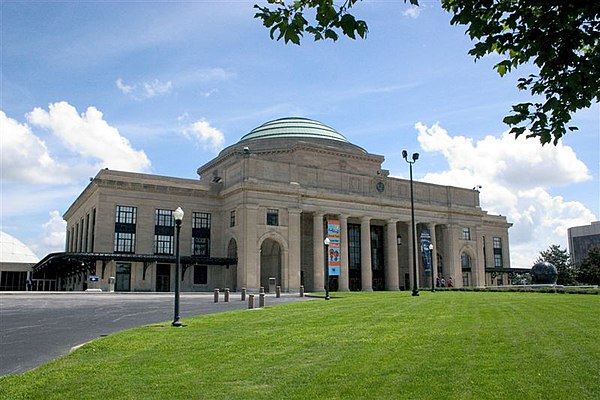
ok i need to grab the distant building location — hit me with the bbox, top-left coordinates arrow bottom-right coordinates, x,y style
568,221 -> 600,266
0,232 -> 39,291
33,117 -> 512,292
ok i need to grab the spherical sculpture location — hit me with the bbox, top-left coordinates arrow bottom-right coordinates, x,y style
531,262 -> 558,284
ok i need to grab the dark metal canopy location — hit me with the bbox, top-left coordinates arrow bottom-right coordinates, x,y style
32,252 -> 237,276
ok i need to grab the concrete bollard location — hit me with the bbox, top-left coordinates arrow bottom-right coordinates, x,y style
248,294 -> 255,309
241,287 -> 246,301
214,288 -> 219,303
224,288 -> 230,302
276,285 -> 281,298
259,286 -> 265,294
300,285 -> 304,297
259,292 -> 265,308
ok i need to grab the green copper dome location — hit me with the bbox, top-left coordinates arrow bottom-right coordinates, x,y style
239,117 -> 350,143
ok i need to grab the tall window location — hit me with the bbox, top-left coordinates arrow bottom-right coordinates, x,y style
230,210 -> 236,227
154,209 -> 174,255
462,227 -> 471,240
192,212 -> 211,256
84,214 -> 90,252
493,237 -> 503,268
114,206 -> 136,253
90,208 -> 96,252
267,208 -> 279,226
461,253 -> 471,270
348,225 -> 361,270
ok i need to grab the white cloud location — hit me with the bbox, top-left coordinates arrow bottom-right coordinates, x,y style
415,122 -> 596,268
0,111 -> 75,184
116,78 -> 172,100
116,78 -> 133,94
200,88 -> 219,97
175,67 -> 235,86
143,79 -> 173,98
26,101 -> 151,172
402,5 -> 421,19
28,210 -> 67,257
183,119 -> 225,152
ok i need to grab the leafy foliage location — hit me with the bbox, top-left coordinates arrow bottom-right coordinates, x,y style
577,246 -> 600,285
254,0 -> 600,145
254,0 -> 418,44
443,1 -> 600,145
536,244 -> 576,286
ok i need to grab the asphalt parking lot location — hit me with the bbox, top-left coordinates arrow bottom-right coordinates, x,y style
0,291 -> 312,376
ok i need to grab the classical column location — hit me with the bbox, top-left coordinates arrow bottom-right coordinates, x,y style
238,204 -> 260,291
313,212 -> 325,292
429,223 -> 437,290
385,219 -> 400,291
339,214 -> 350,291
360,216 -> 373,291
288,208 -> 302,292
443,224 -> 460,286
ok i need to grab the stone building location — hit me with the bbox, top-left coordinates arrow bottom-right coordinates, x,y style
33,117 -> 512,292
568,221 -> 600,267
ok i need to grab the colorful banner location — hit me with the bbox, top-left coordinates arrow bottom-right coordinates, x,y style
327,219 -> 341,276
420,227 -> 432,275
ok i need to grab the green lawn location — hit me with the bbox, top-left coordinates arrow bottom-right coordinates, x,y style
1,291 -> 598,399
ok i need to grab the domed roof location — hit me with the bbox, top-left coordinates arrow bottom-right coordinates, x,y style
0,231 -> 39,263
239,117 -> 350,143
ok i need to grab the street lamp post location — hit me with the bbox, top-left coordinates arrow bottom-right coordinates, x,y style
172,207 -> 184,327
429,243 -> 435,292
324,237 -> 331,300
402,150 -> 420,297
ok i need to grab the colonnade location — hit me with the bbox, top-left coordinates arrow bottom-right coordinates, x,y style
310,212 -> 446,292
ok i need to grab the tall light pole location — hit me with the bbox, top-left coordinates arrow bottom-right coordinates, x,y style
172,207 -> 184,327
402,150 -> 420,297
429,243 -> 435,292
324,237 -> 331,300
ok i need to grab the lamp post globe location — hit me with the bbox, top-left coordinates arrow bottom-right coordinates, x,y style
403,150 -> 420,297
172,207 -> 184,327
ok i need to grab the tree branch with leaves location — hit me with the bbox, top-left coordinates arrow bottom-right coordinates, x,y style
254,0 -> 600,145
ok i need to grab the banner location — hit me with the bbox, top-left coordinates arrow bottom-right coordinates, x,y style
327,219 -> 341,276
420,227 -> 432,275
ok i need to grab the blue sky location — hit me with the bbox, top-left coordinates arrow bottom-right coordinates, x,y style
1,1 -> 598,267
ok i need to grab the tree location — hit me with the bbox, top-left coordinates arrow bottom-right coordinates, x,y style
576,246 -> 600,285
536,244 -> 576,286
254,1 -> 600,145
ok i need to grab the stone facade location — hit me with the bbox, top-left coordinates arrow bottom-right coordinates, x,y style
55,118 -> 512,292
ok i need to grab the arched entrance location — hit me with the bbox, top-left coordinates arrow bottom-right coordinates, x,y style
460,247 -> 476,288
260,238 -> 282,292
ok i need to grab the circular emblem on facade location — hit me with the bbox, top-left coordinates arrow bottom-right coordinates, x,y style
376,182 -> 385,192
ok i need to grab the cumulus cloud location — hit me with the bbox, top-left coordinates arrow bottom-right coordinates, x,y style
414,122 -> 595,267
402,5 -> 421,19
26,101 -> 151,172
183,119 -> 225,152
0,111 -> 74,184
26,210 -> 67,257
116,78 -> 172,99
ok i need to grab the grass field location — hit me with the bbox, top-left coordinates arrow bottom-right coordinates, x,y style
1,291 -> 598,399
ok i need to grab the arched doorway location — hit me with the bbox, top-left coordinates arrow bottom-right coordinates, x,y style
227,238 -> 238,291
460,250 -> 474,288
260,238 -> 282,292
